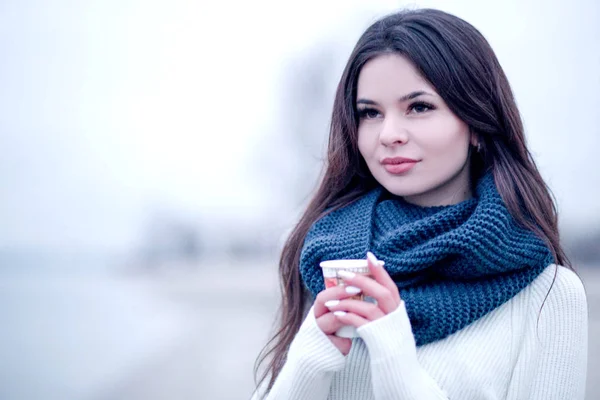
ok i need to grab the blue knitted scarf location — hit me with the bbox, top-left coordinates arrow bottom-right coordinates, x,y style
299,173 -> 553,346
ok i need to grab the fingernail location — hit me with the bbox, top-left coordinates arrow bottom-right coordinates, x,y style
333,311 -> 347,317
337,270 -> 355,279
367,251 -> 385,267
367,251 -> 378,264
345,286 -> 361,295
325,300 -> 340,308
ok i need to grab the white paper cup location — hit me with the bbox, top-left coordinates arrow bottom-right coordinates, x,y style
319,259 -> 382,338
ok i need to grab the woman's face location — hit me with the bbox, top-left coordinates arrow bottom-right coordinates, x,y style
356,54 -> 474,207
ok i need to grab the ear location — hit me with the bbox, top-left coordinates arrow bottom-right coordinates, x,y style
469,129 -> 479,147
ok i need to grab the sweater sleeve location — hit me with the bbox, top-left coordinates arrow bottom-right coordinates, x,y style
507,266 -> 588,400
251,306 -> 347,400
357,300 -> 450,400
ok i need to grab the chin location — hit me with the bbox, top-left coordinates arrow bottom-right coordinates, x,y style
377,176 -> 429,198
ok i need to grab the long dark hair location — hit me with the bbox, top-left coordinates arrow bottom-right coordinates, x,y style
253,8 -> 572,396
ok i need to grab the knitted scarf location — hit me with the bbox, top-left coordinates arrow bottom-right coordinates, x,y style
299,173 -> 554,346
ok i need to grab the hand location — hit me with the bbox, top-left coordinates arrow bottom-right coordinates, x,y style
325,252 -> 402,328
313,281 -> 363,356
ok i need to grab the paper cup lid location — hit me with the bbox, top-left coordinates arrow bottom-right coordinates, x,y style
319,259 -> 369,269
319,259 -> 381,277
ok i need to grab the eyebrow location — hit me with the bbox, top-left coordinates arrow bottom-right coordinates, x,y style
356,90 -> 434,105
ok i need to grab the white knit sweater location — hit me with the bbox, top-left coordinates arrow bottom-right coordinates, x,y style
253,264 -> 588,399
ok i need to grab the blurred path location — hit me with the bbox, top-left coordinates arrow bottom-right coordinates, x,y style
93,259 -> 279,400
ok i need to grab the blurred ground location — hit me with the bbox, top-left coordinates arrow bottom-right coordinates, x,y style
1,259 -> 597,400
93,259 -> 280,400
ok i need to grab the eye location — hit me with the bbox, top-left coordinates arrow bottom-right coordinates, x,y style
409,101 -> 435,114
357,107 -> 381,119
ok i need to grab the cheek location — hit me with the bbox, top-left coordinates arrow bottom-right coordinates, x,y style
419,119 -> 470,161
357,126 -> 378,158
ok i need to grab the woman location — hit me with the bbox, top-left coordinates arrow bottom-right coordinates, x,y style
253,8 -> 588,400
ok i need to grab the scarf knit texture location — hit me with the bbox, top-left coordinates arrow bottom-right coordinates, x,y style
299,173 -> 554,346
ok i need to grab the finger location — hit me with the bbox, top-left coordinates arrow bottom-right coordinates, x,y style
314,284 -> 364,318
315,312 -> 346,335
325,299 -> 385,321
367,251 -> 401,299
336,269 -> 399,314
334,311 -> 370,328
328,335 -> 352,355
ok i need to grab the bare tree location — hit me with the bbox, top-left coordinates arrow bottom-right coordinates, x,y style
252,42 -> 344,213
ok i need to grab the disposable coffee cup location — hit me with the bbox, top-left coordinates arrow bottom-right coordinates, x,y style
319,259 -> 382,338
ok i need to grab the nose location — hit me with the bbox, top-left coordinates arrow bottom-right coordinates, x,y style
379,115 -> 409,146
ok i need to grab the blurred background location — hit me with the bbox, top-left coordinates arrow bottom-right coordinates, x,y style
0,0 -> 598,399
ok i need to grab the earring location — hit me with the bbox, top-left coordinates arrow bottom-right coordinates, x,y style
476,143 -> 482,152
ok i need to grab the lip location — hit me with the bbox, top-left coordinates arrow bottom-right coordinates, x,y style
380,157 -> 420,174
381,157 -> 419,164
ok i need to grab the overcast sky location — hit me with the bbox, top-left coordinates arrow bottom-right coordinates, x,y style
0,0 -> 598,253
